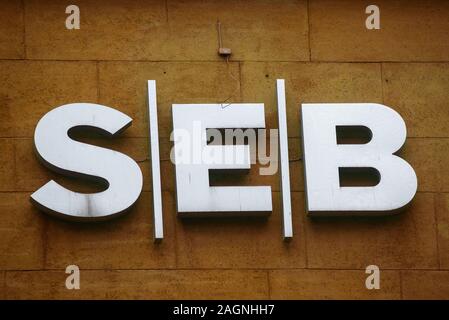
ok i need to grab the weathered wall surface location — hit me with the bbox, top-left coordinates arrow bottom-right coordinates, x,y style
0,0 -> 449,299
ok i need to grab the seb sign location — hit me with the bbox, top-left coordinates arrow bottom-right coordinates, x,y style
30,80 -> 418,241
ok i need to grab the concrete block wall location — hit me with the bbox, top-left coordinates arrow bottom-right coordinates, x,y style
0,0 -> 448,299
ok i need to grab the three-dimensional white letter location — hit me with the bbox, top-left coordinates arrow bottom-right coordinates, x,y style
301,103 -> 417,215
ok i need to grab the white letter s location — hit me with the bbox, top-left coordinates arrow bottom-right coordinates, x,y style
31,103 -> 143,220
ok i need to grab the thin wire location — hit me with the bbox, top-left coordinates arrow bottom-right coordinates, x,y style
220,55 -> 240,109
217,20 -> 223,48
216,20 -> 239,109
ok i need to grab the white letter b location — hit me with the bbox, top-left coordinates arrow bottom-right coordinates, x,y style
301,103 -> 417,215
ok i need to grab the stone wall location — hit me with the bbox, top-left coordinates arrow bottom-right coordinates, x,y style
1,0 -> 449,299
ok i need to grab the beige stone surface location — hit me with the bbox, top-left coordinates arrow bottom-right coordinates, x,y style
270,269 -> 401,299
0,272 -> 5,299
241,62 -> 383,137
402,271 -> 449,299
401,138 -> 449,192
5,269 -> 269,299
436,193 -> 449,269
0,1 -> 24,59
45,191 -> 176,269
383,63 -> 449,138
0,193 -> 44,270
305,193 -> 439,269
25,0 -> 309,61
309,0 -> 449,61
175,192 -> 306,269
167,0 -> 309,61
0,61 -> 98,137
0,139 -> 16,191
25,0 -> 168,61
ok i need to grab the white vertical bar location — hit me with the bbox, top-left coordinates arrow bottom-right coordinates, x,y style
276,79 -> 293,240
147,80 -> 164,242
